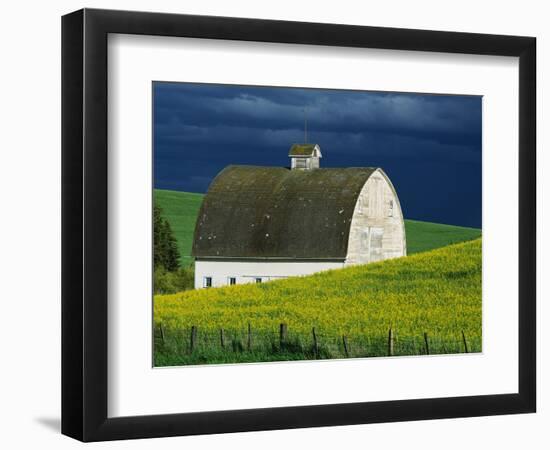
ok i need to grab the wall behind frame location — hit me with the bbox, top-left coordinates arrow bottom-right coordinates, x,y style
0,1 -> 544,449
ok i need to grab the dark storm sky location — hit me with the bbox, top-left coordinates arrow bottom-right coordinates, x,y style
153,82 -> 482,228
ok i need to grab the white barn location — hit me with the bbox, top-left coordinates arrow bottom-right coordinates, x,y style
192,144 -> 406,289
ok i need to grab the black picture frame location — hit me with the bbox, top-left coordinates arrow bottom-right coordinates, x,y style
61,8 -> 536,442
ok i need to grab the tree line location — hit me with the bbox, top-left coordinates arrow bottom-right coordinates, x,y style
154,202 -> 194,294
154,202 -> 180,272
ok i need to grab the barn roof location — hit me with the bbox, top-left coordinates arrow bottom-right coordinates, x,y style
192,165 -> 377,259
288,144 -> 321,157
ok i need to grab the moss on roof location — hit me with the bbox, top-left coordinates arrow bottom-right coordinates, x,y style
289,144 -> 318,157
192,165 -> 377,259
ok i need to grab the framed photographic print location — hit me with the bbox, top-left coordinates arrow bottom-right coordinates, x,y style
61,8 -> 536,442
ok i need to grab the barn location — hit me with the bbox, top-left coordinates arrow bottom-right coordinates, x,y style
191,144 -> 406,289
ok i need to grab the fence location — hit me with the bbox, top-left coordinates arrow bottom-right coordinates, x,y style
155,322 -> 480,362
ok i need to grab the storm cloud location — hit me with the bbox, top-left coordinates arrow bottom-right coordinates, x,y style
154,82 -> 481,228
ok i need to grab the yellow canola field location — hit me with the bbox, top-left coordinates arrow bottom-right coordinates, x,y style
154,239 -> 482,344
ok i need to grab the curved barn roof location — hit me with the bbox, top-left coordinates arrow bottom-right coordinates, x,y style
192,165 -> 377,259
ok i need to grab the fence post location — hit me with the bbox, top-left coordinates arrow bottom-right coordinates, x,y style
190,326 -> 197,352
423,332 -> 430,355
312,327 -> 319,358
462,330 -> 469,353
342,335 -> 349,357
159,323 -> 165,343
220,328 -> 225,349
247,322 -> 252,351
279,323 -> 288,349
387,327 -> 394,356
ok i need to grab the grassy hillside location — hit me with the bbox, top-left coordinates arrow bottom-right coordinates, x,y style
154,239 -> 482,366
154,189 -> 481,267
405,219 -> 481,254
154,189 -> 204,266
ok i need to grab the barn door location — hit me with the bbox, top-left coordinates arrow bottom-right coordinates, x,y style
366,226 -> 384,262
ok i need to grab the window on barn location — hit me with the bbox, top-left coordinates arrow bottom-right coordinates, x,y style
203,276 -> 212,288
255,278 -> 262,284
228,277 -> 236,285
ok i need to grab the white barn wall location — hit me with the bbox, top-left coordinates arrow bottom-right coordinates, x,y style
345,169 -> 406,265
195,259 -> 345,289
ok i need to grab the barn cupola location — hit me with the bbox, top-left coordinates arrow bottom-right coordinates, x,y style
289,144 -> 322,170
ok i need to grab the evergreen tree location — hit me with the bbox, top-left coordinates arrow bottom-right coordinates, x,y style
154,202 -> 180,271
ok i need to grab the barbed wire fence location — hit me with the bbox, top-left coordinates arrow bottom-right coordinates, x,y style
155,322 -> 480,362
